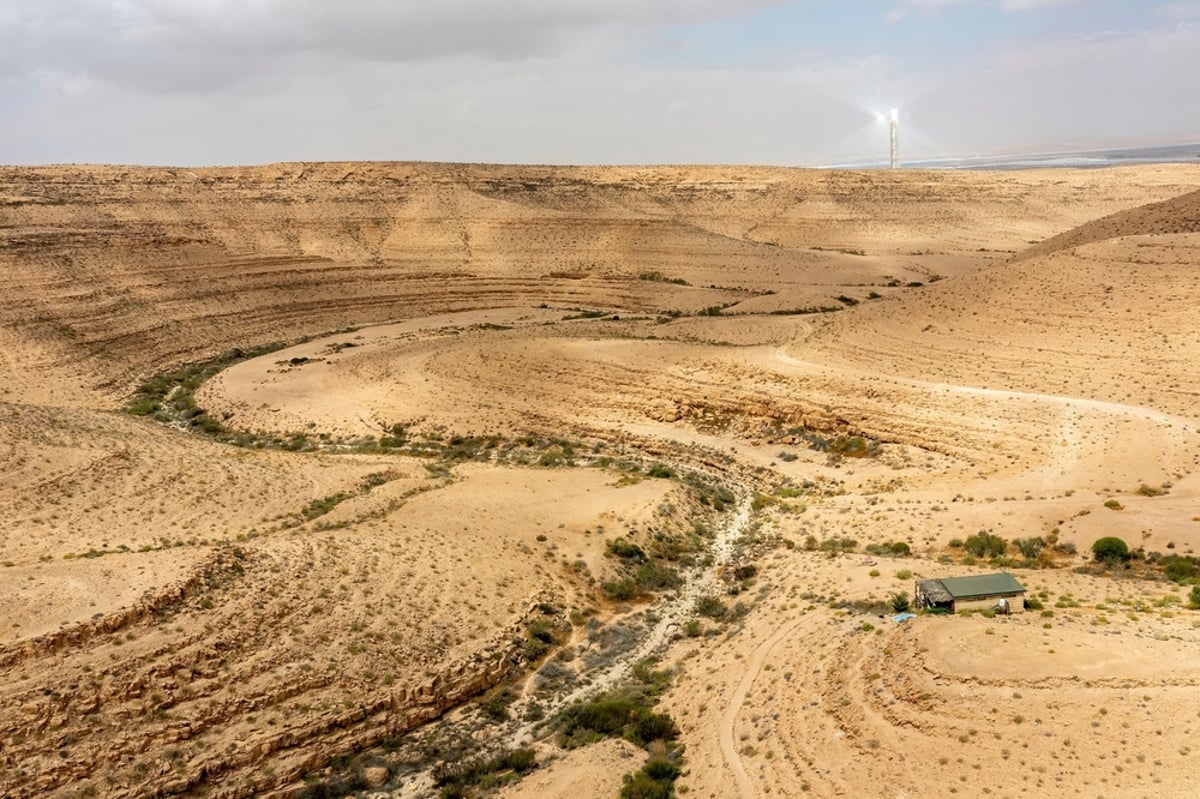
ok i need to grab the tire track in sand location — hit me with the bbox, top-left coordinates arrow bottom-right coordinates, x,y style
720,613 -> 806,799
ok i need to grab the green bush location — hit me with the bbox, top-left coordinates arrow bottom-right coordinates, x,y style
1092,536 -> 1130,564
695,595 -> 728,620
890,592 -> 911,613
643,758 -> 681,781
1163,556 -> 1198,584
1013,537 -> 1045,559
557,693 -> 679,749
433,748 -> 537,797
634,562 -> 682,592
1189,586 -> 1200,610
607,539 -> 647,561
602,579 -> 639,601
964,532 -> 1007,559
621,771 -> 673,799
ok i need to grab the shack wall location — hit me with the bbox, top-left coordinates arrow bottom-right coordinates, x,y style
954,594 -> 1025,614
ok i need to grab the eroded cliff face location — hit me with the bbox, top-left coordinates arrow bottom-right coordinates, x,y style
1,542 -> 541,798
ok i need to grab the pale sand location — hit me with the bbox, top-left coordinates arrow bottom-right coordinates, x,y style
1,162 -> 1198,797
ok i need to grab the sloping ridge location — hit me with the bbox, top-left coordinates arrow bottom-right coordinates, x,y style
797,184 -> 1200,418
1018,186 -> 1200,261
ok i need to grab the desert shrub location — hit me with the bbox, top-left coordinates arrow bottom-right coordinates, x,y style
602,579 -> 639,601
607,539 -> 647,562
643,758 -> 682,781
638,272 -> 689,286
526,618 -> 558,644
1013,537 -> 1045,559
819,537 -> 858,554
1092,536 -> 1131,564
379,423 -> 407,448
479,687 -> 517,721
433,748 -> 537,798
964,532 -> 1007,559
621,770 -> 672,799
827,435 -> 879,458
1103,498 -> 1124,511
1189,586 -> 1200,610
646,464 -> 675,479
300,492 -> 354,521
869,540 -> 911,557
633,562 -> 682,592
947,538 -> 964,549
890,592 -> 911,613
695,595 -> 728,620
733,563 -> 758,581
1163,556 -> 1198,584
1024,596 -> 1044,610
556,693 -> 679,749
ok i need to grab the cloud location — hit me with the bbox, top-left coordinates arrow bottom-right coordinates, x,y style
887,0 -> 1084,22
908,23 -> 1200,153
1157,1 -> 1200,18
0,0 -> 1196,165
2,1 -> 789,94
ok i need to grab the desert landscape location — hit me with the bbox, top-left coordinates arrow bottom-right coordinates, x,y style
2,161 -> 1200,798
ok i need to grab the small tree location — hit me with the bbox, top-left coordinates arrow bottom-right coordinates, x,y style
964,532 -> 1007,559
890,592 -> 911,613
1091,536 -> 1130,564
1013,537 -> 1045,559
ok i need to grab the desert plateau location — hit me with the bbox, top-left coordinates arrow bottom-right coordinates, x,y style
2,161 -> 1200,799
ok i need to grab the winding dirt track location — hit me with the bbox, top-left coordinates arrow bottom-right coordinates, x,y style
719,614 -> 808,799
771,345 -> 1196,430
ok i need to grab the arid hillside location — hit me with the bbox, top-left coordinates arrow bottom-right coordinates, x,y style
2,162 -> 1200,799
798,186 -> 1200,416
3,162 -> 1198,407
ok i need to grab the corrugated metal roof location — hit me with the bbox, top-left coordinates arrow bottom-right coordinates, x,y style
938,572 -> 1025,599
915,579 -> 953,604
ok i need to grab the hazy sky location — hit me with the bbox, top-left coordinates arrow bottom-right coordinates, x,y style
2,1 -> 1197,166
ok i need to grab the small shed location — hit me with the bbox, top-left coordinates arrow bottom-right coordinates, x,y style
915,572 -> 1025,614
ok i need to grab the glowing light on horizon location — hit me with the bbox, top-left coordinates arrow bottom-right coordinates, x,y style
889,108 -> 900,169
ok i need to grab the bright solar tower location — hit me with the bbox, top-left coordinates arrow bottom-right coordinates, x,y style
889,108 -> 899,169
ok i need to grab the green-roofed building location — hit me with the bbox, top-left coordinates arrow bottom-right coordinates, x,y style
914,572 -> 1025,614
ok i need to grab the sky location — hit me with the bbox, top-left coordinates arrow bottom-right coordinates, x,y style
1,0 -> 1197,166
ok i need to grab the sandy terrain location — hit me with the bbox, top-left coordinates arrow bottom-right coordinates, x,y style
1,161 -> 1199,797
